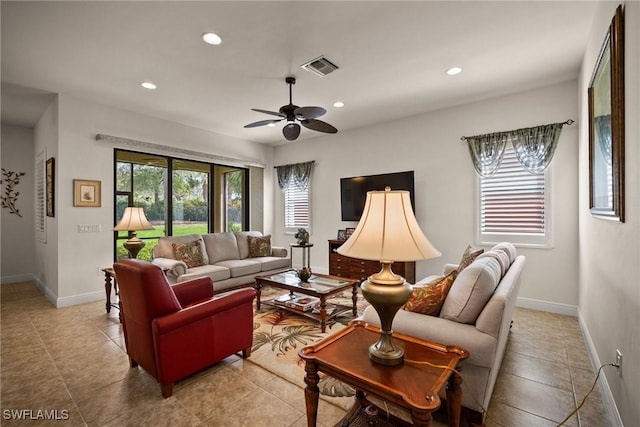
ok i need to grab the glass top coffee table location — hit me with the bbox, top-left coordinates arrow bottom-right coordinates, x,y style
254,270 -> 359,333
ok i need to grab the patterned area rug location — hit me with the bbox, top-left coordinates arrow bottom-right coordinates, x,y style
248,289 -> 369,409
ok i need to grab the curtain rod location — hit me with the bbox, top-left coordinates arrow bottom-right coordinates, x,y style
274,160 -> 316,169
95,133 -> 265,168
460,119 -> 574,141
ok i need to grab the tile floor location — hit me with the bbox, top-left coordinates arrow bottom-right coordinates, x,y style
0,281 -> 613,426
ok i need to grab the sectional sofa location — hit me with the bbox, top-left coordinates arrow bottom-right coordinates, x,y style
151,231 -> 291,292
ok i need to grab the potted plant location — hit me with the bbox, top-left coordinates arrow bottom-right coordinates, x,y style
294,228 -> 309,245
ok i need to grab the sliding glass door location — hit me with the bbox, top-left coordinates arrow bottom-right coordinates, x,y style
172,159 -> 210,236
114,149 -> 249,260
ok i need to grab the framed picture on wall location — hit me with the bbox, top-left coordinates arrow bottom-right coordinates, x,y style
46,157 -> 55,217
588,5 -> 625,222
73,179 -> 101,207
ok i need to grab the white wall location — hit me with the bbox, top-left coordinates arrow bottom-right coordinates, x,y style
1,125 -> 36,280
578,2 -> 639,425
35,94 -> 274,305
274,80 -> 579,312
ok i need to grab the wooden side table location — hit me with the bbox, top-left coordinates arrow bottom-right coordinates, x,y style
299,320 -> 469,427
290,243 -> 313,268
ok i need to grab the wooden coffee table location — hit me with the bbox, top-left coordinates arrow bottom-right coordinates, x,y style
254,270 -> 359,333
299,320 -> 469,427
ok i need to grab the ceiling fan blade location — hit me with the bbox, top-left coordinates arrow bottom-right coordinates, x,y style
251,108 -> 285,118
283,123 -> 301,141
244,119 -> 282,128
294,106 -> 326,120
300,119 -> 338,134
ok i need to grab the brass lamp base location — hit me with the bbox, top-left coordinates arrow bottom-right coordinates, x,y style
123,236 -> 146,259
360,261 -> 413,366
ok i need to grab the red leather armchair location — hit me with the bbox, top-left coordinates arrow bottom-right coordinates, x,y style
113,259 -> 256,398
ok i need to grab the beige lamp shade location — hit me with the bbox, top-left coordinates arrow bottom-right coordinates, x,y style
337,188 -> 440,262
113,207 -> 154,232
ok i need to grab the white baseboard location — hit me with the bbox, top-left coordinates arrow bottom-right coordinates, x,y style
1,274 -> 37,284
55,291 -> 104,308
516,296 -> 578,316
1,274 -> 103,308
577,308 -> 624,427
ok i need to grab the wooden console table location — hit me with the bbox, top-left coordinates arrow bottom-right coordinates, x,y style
299,320 -> 469,427
328,240 -> 416,283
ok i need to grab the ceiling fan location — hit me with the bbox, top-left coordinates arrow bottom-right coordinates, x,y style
244,76 -> 338,141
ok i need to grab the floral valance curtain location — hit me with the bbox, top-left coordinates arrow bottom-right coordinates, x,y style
275,161 -> 315,190
463,121 -> 572,177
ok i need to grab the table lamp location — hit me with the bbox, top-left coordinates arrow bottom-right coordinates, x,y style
113,207 -> 154,259
337,187 -> 440,365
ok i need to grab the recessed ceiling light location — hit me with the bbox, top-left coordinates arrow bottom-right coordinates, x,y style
446,66 -> 463,76
333,101 -> 345,108
202,32 -> 222,45
141,81 -> 157,90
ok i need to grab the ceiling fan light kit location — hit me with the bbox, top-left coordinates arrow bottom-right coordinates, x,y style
244,76 -> 338,141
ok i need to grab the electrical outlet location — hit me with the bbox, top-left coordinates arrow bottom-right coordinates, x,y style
615,349 -> 622,369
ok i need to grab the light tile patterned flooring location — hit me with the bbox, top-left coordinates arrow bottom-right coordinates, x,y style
0,281 -> 612,426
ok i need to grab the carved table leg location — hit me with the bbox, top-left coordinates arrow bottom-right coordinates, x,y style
446,370 -> 463,427
411,408 -> 433,427
104,270 -> 113,313
351,283 -> 358,316
304,360 -> 320,427
319,297 -> 327,333
255,281 -> 262,310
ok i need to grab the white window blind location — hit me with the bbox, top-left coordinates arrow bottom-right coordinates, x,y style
477,146 -> 551,246
284,183 -> 310,232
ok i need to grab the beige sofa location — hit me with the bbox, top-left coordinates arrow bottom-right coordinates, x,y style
151,231 -> 291,292
361,242 -> 525,424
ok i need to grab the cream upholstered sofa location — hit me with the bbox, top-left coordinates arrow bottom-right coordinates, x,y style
361,242 -> 525,425
151,231 -> 290,292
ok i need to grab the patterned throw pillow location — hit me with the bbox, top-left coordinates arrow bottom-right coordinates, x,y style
172,240 -> 205,268
458,245 -> 484,272
404,271 -> 457,316
248,234 -> 271,257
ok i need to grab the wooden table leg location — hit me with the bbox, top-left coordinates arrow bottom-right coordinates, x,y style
104,270 -> 113,313
255,281 -> 262,310
446,370 -> 463,427
303,360 -> 320,427
351,283 -> 358,316
319,297 -> 327,333
411,408 -> 433,427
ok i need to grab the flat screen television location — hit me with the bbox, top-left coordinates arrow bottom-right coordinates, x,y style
340,171 -> 415,221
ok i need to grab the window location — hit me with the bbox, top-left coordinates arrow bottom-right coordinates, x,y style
476,146 -> 551,247
114,149 -> 248,260
284,183 -> 310,234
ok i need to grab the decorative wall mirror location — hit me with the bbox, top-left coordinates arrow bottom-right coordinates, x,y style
588,5 -> 624,222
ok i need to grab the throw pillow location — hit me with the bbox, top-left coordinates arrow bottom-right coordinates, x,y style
172,240 -> 205,268
248,234 -> 271,257
458,245 -> 484,272
404,271 -> 457,316
440,256 -> 501,324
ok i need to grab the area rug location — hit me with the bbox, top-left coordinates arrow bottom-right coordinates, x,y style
248,289 -> 369,410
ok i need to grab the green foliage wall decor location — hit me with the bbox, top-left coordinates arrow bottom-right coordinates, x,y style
1,168 -> 27,217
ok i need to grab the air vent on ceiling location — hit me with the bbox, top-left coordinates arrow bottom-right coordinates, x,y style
301,55 -> 339,77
